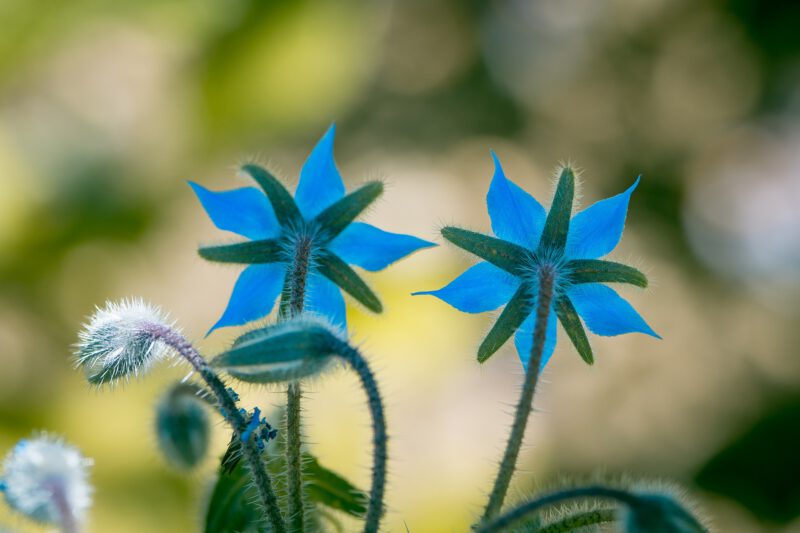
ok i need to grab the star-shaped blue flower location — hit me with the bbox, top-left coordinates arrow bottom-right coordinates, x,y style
415,153 -> 659,370
191,125 -> 435,333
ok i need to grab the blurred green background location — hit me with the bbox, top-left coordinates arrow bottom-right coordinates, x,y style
1,0 -> 799,531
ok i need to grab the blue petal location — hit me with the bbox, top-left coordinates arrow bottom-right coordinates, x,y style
208,263 -> 285,334
568,283 -> 660,338
295,124 -> 346,219
306,273 -> 347,329
331,222 -> 436,272
566,177 -> 639,259
189,182 -> 279,240
486,152 -> 547,248
514,306 -> 558,372
412,262 -> 519,313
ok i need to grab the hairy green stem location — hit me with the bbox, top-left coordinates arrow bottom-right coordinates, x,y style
480,268 -> 555,523
148,325 -> 286,533
332,339 -> 387,533
537,508 -> 616,532
282,235 -> 313,532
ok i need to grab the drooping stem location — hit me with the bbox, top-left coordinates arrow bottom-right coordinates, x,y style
536,508 -> 616,532
147,325 -> 286,533
480,267 -> 555,523
281,234 -> 312,532
332,340 -> 387,533
476,485 -> 637,532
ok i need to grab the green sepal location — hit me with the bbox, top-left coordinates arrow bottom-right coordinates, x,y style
441,227 -> 529,276
241,164 -> 302,228
314,181 -> 383,242
198,239 -> 283,264
567,259 -> 648,288
538,167 -> 575,254
316,252 -> 383,313
555,295 -> 594,365
304,453 -> 369,517
478,284 -> 533,363
211,322 -> 337,383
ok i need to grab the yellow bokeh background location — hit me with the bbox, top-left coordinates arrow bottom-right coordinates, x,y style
1,1 -> 799,531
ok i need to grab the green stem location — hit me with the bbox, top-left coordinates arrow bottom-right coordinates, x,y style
149,325 -> 286,533
282,235 -> 312,532
477,486 -> 635,532
536,508 -> 616,532
332,340 -> 387,533
480,268 -> 556,523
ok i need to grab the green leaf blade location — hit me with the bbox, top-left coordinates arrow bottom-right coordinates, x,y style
303,453 -> 369,517
204,461 -> 263,533
441,227 -> 529,276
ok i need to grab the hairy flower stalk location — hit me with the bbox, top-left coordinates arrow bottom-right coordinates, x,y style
481,267 -> 555,522
333,341 -> 387,533
282,233 -> 313,532
1,435 -> 92,533
75,301 -> 286,532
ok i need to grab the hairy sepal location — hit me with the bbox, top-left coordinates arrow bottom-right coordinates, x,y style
441,227 -> 529,276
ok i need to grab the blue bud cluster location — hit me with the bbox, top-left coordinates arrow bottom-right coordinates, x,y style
239,407 -> 279,451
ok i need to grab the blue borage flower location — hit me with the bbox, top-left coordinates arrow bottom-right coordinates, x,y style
415,153 -> 659,370
192,125 -> 435,333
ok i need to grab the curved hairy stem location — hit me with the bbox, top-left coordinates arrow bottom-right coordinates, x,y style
281,235 -> 313,531
480,268 -> 555,522
147,325 -> 286,533
332,340 -> 387,533
477,486 -> 635,532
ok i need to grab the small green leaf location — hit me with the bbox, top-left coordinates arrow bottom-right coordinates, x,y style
204,461 -> 263,533
478,285 -> 533,363
441,227 -> 530,276
538,167 -> 575,254
304,453 -> 369,517
316,252 -> 383,312
198,239 -> 284,264
241,164 -> 302,227
555,296 -> 594,365
567,259 -> 647,288
314,181 -> 383,242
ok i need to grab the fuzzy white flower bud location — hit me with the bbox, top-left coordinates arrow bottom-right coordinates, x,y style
1,435 -> 93,526
75,298 -> 174,386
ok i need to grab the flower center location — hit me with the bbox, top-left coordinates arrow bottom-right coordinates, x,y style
524,248 -> 572,296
